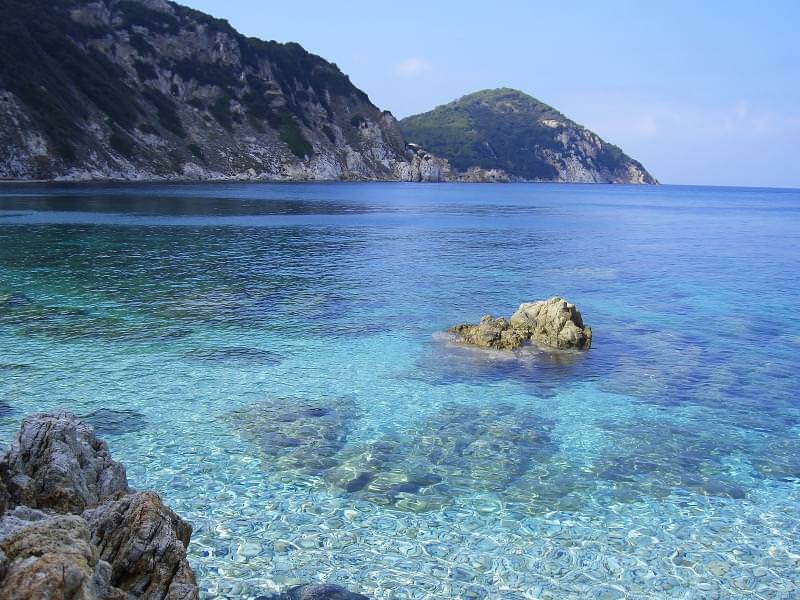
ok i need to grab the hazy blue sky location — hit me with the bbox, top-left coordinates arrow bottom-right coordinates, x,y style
183,0 -> 798,187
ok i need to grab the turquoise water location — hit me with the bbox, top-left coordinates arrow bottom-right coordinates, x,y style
1,182 -> 799,599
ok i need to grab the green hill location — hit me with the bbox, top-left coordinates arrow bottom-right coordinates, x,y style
400,88 -> 656,183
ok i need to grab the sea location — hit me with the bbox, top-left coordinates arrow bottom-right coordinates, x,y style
0,182 -> 798,599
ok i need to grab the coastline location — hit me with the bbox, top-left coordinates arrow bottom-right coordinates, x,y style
0,176 -> 657,185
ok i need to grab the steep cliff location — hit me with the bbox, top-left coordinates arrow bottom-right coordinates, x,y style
400,89 -> 657,184
0,0 -> 439,181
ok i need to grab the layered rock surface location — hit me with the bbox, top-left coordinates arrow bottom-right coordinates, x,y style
449,297 -> 592,351
0,508 -> 125,600
2,410 -> 129,513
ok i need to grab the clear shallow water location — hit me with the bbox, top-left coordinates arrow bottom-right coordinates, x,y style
0,182 -> 799,599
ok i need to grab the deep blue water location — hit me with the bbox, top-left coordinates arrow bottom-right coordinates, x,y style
0,182 -> 798,599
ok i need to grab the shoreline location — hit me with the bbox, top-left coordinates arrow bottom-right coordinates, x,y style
0,177 -> 655,186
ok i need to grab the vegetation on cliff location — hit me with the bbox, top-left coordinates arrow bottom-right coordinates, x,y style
0,3 -> 654,183
0,0 -> 410,180
400,88 -> 656,183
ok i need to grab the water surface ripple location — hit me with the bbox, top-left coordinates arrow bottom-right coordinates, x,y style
1,182 -> 798,599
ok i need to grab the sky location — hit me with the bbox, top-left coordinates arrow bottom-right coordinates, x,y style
182,0 -> 799,187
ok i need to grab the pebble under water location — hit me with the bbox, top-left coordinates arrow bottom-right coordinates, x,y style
0,182 -> 798,599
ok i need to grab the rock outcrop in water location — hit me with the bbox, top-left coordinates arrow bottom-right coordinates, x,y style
449,297 -> 592,351
0,411 -> 199,599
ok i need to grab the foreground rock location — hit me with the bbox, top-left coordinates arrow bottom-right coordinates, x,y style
449,297 -> 592,351
2,411 -> 129,514
0,411 -> 198,600
0,507 -> 125,600
0,411 -> 370,599
83,492 -> 197,600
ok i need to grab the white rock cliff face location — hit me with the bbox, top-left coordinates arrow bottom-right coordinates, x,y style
0,0 -> 443,182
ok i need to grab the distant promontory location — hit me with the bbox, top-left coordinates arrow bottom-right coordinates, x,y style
401,89 -> 657,184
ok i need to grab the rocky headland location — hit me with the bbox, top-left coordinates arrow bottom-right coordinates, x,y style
0,0 -> 446,183
0,1 -> 654,184
449,297 -> 593,351
401,89 -> 657,184
0,411 -> 367,600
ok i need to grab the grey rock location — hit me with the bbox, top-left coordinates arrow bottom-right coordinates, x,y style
455,166 -> 512,183
83,491 -> 197,600
0,411 -> 199,599
0,467 -> 8,517
0,506 -> 51,539
395,144 -> 452,182
0,511 -> 126,600
1,411 -> 129,513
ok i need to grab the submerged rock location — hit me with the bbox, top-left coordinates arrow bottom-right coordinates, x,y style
183,346 -> 283,366
0,292 -> 34,309
326,403 -> 555,511
0,411 -> 199,599
282,584 -> 370,600
449,297 -> 592,351
591,419 -> 749,502
230,396 -> 555,512
227,396 -> 358,475
751,436 -> 800,480
81,408 -> 148,436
